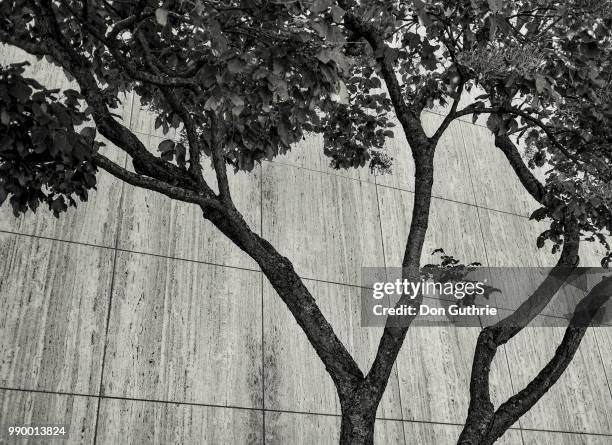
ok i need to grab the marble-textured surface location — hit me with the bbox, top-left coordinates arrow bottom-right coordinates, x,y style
0,47 -> 131,247
395,321 -> 515,425
273,133 -> 377,183
96,399 -> 263,445
375,113 -> 477,205
521,430 -> 612,445
461,122 -> 539,217
580,241 -> 609,268
262,161 -> 385,286
102,251 -> 263,408
117,134 -> 261,270
0,233 -> 112,394
0,141 -> 127,248
478,208 -> 560,267
593,327 -> 612,388
0,389 -> 97,444
263,279 -> 402,419
476,266 -> 590,318
503,320 -> 612,434
377,186 -> 487,267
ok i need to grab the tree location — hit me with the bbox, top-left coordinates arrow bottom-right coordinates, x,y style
1,1 -> 611,444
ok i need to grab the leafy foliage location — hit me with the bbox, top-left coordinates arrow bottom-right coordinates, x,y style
457,0 -> 612,262
0,62 -> 99,216
0,0 -> 611,264
351,0 -> 612,264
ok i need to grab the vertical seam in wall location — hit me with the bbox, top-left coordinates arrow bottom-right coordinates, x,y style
458,122 -> 527,444
91,201 -> 123,445
592,330 -> 612,400
260,163 -> 266,444
92,94 -> 133,444
374,175 -> 407,444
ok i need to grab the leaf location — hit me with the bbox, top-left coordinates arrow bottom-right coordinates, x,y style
227,58 -> 246,74
171,112 -> 182,128
204,96 -> 221,111
158,139 -> 175,153
529,207 -> 549,221
330,5 -> 345,22
310,0 -> 332,14
11,81 -> 32,102
486,114 -> 501,133
155,8 -> 168,26
80,127 -> 96,140
580,42 -> 599,58
230,94 -> 244,107
277,118 -> 291,146
0,110 -> 9,125
175,143 -> 186,168
316,49 -> 333,64
335,80 -> 349,104
487,0 -> 501,12
535,74 -> 547,93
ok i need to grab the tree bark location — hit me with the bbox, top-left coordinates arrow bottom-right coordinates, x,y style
339,402 -> 377,445
458,228 -> 583,445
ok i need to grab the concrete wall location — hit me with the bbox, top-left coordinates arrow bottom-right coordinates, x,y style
1,46 -> 611,444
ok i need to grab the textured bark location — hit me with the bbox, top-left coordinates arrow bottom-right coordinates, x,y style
494,134 -> 546,203
366,149 -> 434,396
458,229 -> 587,445
339,402 -> 377,445
341,7 -> 437,403
457,130 -> 585,444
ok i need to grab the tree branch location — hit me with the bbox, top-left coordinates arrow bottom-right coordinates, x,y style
458,227 -> 581,444
341,3 -> 436,403
136,31 -> 205,185
5,0 -> 372,416
494,133 -> 546,203
56,0 -> 201,90
451,106 -> 611,180
430,80 -> 465,143
93,152 -> 219,208
483,275 -> 612,444
341,9 -> 429,150
21,7 -> 212,195
209,113 -> 232,205
365,149 -> 435,398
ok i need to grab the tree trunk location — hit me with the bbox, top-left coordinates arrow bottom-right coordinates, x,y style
339,404 -> 377,445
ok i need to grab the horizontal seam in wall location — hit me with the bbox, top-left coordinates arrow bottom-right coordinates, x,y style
2,229 -> 611,324
1,387 -> 610,437
374,182 -> 532,219
263,157 -> 533,220
0,229 -> 260,272
0,229 -> 371,290
264,159 -> 375,184
127,129 -> 533,219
